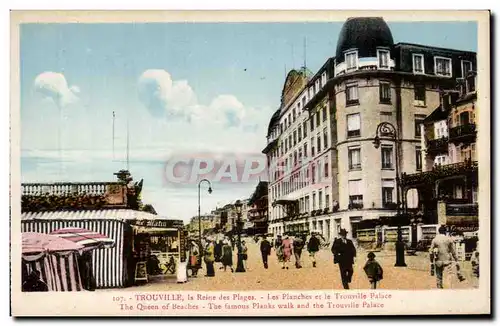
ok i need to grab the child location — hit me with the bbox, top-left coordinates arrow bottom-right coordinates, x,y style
363,252 -> 383,289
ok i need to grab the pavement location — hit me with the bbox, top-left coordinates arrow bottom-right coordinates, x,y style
101,237 -> 478,292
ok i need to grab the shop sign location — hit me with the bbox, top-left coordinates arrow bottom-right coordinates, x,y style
130,219 -> 184,229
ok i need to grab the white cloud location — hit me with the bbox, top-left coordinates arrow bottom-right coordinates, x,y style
34,72 -> 80,108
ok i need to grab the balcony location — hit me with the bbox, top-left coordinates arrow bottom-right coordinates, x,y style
401,160 -> 478,188
426,137 -> 449,155
22,182 -> 120,196
449,124 -> 476,144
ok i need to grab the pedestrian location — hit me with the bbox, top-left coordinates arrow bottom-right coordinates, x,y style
188,240 -> 200,277
307,232 -> 321,268
275,235 -> 283,263
222,240 -> 234,272
331,229 -> 357,289
214,239 -> 223,269
260,236 -> 272,269
22,270 -> 49,292
293,234 -> 305,269
203,239 -> 215,277
429,225 -> 466,289
281,234 -> 293,270
241,240 -> 249,270
470,246 -> 479,288
363,252 -> 383,289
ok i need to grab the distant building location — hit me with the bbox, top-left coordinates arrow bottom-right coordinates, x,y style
247,181 -> 269,235
263,17 -> 477,241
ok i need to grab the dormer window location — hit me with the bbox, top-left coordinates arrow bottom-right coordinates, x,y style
345,50 -> 358,71
413,54 -> 424,74
434,56 -> 452,77
321,72 -> 327,86
466,73 -> 476,93
377,49 -> 390,69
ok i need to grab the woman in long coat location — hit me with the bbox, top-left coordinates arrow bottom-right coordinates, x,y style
222,241 -> 234,272
281,235 -> 293,270
204,240 -> 216,277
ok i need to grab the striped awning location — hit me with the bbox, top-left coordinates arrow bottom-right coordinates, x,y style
21,209 -> 165,221
50,227 -> 115,250
22,232 -> 84,257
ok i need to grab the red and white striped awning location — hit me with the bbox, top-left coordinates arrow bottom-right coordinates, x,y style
50,227 -> 115,251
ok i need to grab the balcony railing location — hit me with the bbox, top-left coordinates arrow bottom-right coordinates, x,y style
426,137 -> 449,154
446,203 -> 478,216
22,182 -> 122,196
401,160 -> 478,187
449,124 -> 476,143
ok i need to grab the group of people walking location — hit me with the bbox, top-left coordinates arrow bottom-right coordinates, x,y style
188,236 -> 249,278
187,225 -> 478,290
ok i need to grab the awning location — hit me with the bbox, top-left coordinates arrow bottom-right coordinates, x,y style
22,232 -> 84,259
50,227 -> 115,251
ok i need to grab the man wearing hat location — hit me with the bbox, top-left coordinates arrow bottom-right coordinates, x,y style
331,228 -> 357,289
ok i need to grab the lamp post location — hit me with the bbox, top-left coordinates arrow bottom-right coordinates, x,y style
373,122 -> 407,267
234,200 -> 246,273
198,179 -> 213,252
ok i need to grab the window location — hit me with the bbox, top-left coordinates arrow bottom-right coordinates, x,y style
434,57 -> 452,77
348,180 -> 363,208
315,79 -> 320,93
462,60 -> 472,78
413,54 -> 424,74
377,49 -> 390,69
323,106 -> 328,121
416,147 -> 422,171
302,96 -> 306,107
323,128 -> 328,149
347,113 -> 361,138
382,179 -> 395,207
293,130 -> 297,146
414,116 -> 425,138
348,147 -> 361,170
379,82 -> 391,103
298,126 -> 302,142
317,136 -> 321,153
284,119 -> 287,130
321,72 -> 327,86
381,146 -> 393,169
312,193 -> 316,210
312,164 -> 316,184
414,84 -> 426,106
310,116 -> 314,132
466,73 -> 476,93
345,51 -> 358,70
325,193 -> 330,209
324,162 -> 329,178
288,135 -> 292,149
305,195 -> 310,212
346,83 -> 359,105
311,138 -> 315,157
319,190 -> 323,209
316,112 -> 320,127
304,143 -> 308,158
303,121 -> 307,138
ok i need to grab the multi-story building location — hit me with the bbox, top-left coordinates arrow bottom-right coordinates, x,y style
401,71 -> 478,234
187,213 -> 220,237
263,17 -> 476,242
247,181 -> 269,235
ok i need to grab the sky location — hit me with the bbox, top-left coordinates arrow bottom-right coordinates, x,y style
19,20 -> 478,222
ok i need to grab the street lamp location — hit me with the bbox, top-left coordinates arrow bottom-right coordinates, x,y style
198,179 -> 213,253
234,199 -> 246,273
373,122 -> 407,267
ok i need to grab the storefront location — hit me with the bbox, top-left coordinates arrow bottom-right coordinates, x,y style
128,219 -> 188,282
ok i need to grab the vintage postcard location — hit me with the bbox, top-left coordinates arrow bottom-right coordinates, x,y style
10,10 -> 491,316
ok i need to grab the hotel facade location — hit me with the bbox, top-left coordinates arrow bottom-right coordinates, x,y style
262,17 -> 477,242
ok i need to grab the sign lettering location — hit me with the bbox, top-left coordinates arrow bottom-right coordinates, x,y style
129,219 -> 184,229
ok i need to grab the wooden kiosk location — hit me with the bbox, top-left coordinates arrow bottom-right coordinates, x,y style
130,219 -> 188,284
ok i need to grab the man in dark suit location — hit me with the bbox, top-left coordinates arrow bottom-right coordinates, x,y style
260,236 -> 272,269
331,229 -> 357,289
